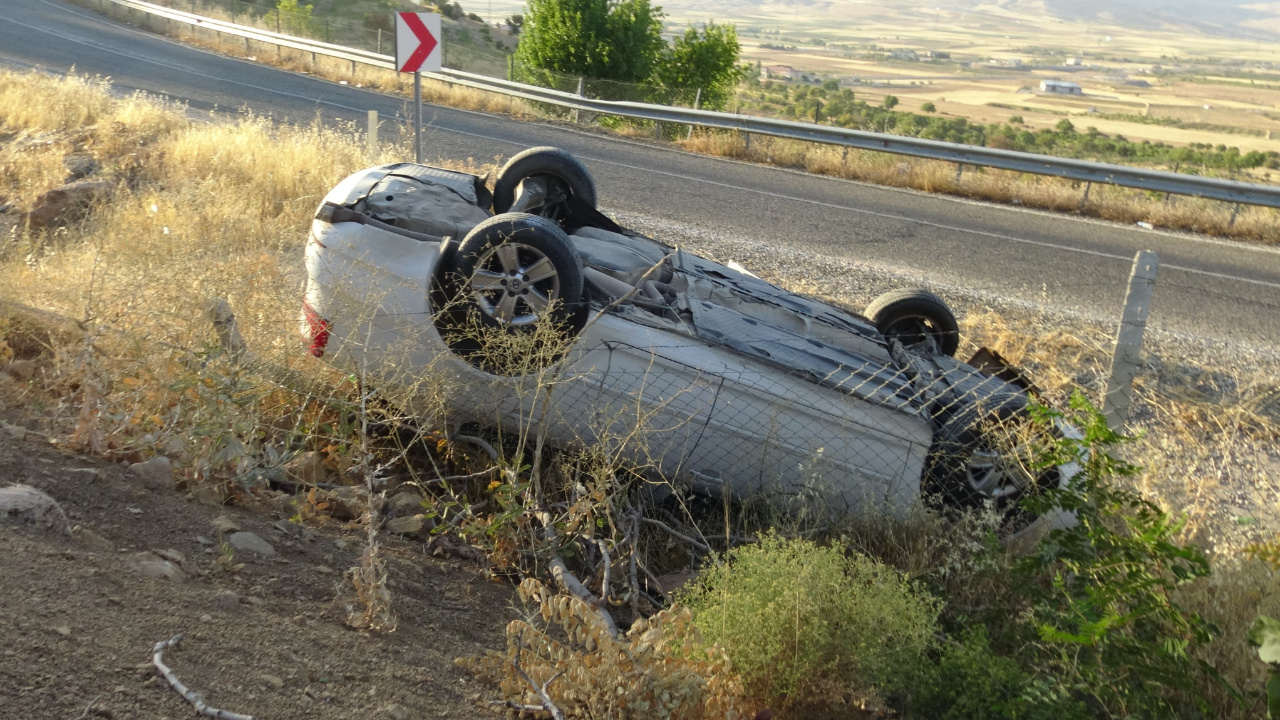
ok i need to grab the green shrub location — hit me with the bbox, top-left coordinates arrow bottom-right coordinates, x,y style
678,533 -> 940,708
901,627 -> 1088,720
1017,393 -> 1227,717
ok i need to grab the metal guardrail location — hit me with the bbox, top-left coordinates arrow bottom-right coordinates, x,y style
100,0 -> 1280,210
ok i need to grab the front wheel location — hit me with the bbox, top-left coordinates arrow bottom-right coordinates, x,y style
492,147 -> 597,219
924,392 -> 1063,528
864,288 -> 959,356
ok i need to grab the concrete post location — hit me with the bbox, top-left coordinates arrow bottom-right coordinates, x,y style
1102,250 -> 1159,430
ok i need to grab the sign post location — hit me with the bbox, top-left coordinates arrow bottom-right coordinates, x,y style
395,12 -> 442,163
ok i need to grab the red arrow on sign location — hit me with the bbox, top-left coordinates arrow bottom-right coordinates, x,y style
398,12 -> 438,73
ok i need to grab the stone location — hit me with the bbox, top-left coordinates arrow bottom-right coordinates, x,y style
154,548 -> 187,566
130,552 -> 186,582
189,484 -> 226,507
386,515 -> 425,535
129,457 -> 174,492
388,491 -> 425,517
210,516 -> 240,534
259,674 -> 285,690
1,421 -> 27,441
76,528 -> 114,552
381,704 -> 410,720
194,535 -> 213,546
161,436 -> 188,462
54,625 -> 71,637
213,589 -> 240,611
65,468 -> 100,482
25,179 -> 113,230
283,451 -> 328,487
4,360 -> 36,381
62,153 -> 100,180
319,486 -> 365,521
0,484 -> 71,536
228,531 -> 275,557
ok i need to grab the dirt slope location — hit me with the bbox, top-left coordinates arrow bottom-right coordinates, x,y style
0,427 -> 513,720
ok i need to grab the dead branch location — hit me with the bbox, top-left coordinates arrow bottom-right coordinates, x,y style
628,511 -> 641,620
452,433 -> 498,462
75,695 -> 101,720
513,631 -> 566,720
640,516 -> 714,556
151,634 -> 254,720
438,466 -> 500,483
593,538 -> 611,603
548,556 -> 619,638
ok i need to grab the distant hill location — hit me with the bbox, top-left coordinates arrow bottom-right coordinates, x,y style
652,0 -> 1280,40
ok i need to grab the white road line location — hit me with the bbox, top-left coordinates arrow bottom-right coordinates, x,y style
21,0 -> 1280,293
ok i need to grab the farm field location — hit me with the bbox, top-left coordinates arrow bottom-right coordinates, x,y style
479,0 -> 1280,157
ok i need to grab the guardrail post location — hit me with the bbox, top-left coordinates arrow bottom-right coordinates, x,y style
414,72 -> 422,163
955,163 -> 963,184
1102,250 -> 1159,430
686,88 -> 702,141
367,110 -> 378,165
1079,181 -> 1092,210
1229,203 -> 1242,227
572,77 -> 583,124
245,36 -> 251,53
376,28 -> 382,55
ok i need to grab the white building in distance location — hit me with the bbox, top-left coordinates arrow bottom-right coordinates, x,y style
1040,80 -> 1083,95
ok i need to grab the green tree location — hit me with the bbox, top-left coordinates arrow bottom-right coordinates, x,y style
603,0 -> 666,82
275,0 -> 315,36
921,101 -> 936,112
514,0 -> 664,82
883,94 -> 899,109
652,22 -> 742,109
1056,118 -> 1075,133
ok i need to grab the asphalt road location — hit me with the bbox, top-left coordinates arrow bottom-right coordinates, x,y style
5,0 -> 1280,349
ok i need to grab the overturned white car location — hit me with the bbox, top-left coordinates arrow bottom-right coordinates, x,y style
302,147 -> 1075,525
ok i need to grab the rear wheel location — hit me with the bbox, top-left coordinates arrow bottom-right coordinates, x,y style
492,147 -> 597,219
451,213 -> 584,328
436,213 -> 586,373
864,288 -> 959,356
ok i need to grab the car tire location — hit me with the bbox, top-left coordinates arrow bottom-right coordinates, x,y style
924,391 -> 1061,527
449,213 -> 585,331
492,147 -> 597,215
864,288 -> 960,356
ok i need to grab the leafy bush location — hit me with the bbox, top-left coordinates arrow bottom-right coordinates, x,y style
900,627 -> 1088,720
678,533 -> 940,709
1017,393 -> 1225,717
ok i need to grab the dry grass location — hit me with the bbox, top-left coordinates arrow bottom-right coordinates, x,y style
679,131 -> 1280,243
3,68 -> 1279,717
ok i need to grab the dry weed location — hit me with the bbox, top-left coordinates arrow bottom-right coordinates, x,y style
458,578 -> 752,719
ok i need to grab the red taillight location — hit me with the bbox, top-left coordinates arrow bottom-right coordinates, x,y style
302,299 -> 331,358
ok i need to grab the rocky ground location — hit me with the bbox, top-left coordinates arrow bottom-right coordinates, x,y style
0,425 -> 514,720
